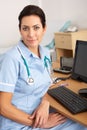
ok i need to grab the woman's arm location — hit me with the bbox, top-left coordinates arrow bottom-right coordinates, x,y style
30,94 -> 50,128
0,92 -> 34,126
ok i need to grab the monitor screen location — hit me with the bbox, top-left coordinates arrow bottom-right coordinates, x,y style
71,40 -> 87,83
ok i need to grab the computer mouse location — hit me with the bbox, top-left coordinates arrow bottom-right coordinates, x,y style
78,88 -> 87,98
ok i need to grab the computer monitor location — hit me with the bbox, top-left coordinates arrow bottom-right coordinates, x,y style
71,40 -> 87,83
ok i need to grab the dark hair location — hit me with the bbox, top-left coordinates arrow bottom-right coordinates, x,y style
18,5 -> 46,29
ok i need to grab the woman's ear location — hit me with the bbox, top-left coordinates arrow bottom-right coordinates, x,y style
43,25 -> 47,34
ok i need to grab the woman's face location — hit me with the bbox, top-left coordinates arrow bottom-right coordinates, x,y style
19,15 -> 46,49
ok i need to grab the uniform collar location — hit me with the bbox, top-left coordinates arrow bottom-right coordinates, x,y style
18,40 -> 47,60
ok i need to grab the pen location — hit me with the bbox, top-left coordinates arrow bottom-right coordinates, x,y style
59,83 -> 69,87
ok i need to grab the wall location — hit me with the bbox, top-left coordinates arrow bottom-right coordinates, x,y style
0,0 -> 41,48
41,0 -> 87,45
0,0 -> 87,49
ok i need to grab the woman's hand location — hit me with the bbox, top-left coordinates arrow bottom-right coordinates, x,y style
41,112 -> 67,129
30,99 -> 50,128
0,92 -> 34,126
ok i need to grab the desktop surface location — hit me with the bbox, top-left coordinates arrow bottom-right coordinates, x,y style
48,85 -> 87,114
47,62 -> 87,127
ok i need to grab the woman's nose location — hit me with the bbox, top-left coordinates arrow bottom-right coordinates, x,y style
28,29 -> 34,37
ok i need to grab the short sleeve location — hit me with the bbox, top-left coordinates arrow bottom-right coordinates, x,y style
0,54 -> 19,93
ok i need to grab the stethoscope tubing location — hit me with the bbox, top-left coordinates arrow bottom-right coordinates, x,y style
17,46 -> 52,85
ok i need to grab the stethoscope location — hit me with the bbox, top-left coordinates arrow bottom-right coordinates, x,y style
17,46 -> 52,85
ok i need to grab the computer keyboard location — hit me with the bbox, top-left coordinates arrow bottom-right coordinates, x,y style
47,86 -> 87,114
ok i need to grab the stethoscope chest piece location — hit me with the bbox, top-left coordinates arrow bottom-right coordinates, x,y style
27,77 -> 34,85
17,46 -> 52,85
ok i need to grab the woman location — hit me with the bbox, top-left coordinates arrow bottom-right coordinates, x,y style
0,5 -> 87,130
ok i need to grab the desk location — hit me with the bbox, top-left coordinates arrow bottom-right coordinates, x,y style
54,30 -> 87,60
46,62 -> 87,127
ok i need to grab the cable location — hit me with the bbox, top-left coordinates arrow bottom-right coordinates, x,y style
53,75 -> 71,84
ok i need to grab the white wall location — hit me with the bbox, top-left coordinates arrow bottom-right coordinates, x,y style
0,0 -> 41,48
0,0 -> 87,49
41,0 -> 87,45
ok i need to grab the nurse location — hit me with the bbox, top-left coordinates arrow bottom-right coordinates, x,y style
0,5 -> 87,130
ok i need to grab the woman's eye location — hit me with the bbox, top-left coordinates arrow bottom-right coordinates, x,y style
34,26 -> 40,31
22,27 -> 29,31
